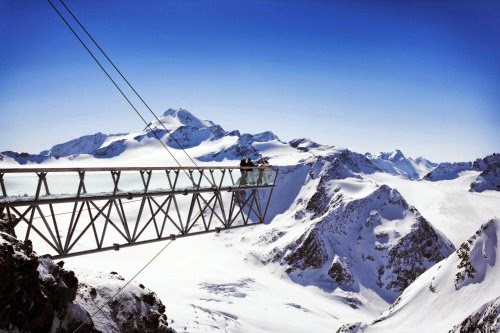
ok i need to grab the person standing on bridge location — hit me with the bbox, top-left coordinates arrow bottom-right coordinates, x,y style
240,157 -> 249,186
246,158 -> 256,185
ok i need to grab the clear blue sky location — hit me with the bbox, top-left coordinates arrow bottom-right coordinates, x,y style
0,0 -> 499,162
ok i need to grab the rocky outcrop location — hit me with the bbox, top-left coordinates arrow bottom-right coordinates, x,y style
199,132 -> 280,162
449,296 -> 500,333
284,229 -> 328,273
424,162 -> 473,181
0,215 -> 175,333
469,153 -> 500,192
384,213 -> 455,293
352,220 -> 500,333
75,272 -> 174,333
336,322 -> 365,333
0,151 -> 49,164
166,125 -> 226,149
304,149 -> 380,183
42,132 -> 108,158
470,165 -> 500,192
453,220 -> 497,290
289,138 -> 321,151
328,256 -> 355,287
93,139 -> 128,159
0,217 -> 89,332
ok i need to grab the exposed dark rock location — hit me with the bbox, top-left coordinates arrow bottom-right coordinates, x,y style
470,155 -> 500,192
289,138 -> 321,151
305,178 -> 330,216
46,132 -> 108,158
449,296 -> 500,333
452,221 -> 497,290
424,162 -> 472,181
336,322 -> 364,333
0,151 -> 49,164
384,215 -> 455,293
93,139 -> 127,159
142,292 -> 156,306
0,216 -> 176,333
284,229 -> 328,273
0,220 -> 93,332
328,257 -> 355,286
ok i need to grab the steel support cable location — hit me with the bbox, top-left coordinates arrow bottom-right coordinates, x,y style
57,0 -> 204,172
47,0 -> 186,171
72,236 -> 177,333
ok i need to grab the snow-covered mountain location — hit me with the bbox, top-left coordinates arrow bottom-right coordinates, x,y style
365,149 -> 437,180
340,219 -> 500,333
0,109 -> 433,181
423,161 -> 473,181
424,153 -> 500,192
0,108 -> 281,164
267,183 -> 454,302
1,107 -> 499,332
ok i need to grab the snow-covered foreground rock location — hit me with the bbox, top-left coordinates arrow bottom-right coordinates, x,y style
74,271 -> 173,333
0,216 -> 175,333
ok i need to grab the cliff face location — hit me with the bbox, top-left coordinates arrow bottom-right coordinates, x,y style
0,216 -> 176,333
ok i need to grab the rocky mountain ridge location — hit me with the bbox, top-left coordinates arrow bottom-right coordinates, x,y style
1,108 -> 438,182
257,174 -> 455,303
424,153 -> 499,192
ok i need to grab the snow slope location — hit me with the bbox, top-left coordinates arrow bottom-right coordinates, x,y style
355,219 -> 500,333
450,296 -> 500,333
366,172 -> 500,247
65,228 -> 377,333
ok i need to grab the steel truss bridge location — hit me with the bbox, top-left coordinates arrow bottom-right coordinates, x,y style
0,166 -> 277,259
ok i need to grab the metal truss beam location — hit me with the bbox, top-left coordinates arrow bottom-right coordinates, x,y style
0,166 -> 278,258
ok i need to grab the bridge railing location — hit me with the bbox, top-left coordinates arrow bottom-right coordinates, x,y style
0,166 -> 277,206
0,166 -> 278,258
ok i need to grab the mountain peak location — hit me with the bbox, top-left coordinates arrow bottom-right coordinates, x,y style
162,108 -> 189,118
155,108 -> 215,130
379,149 -> 405,162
